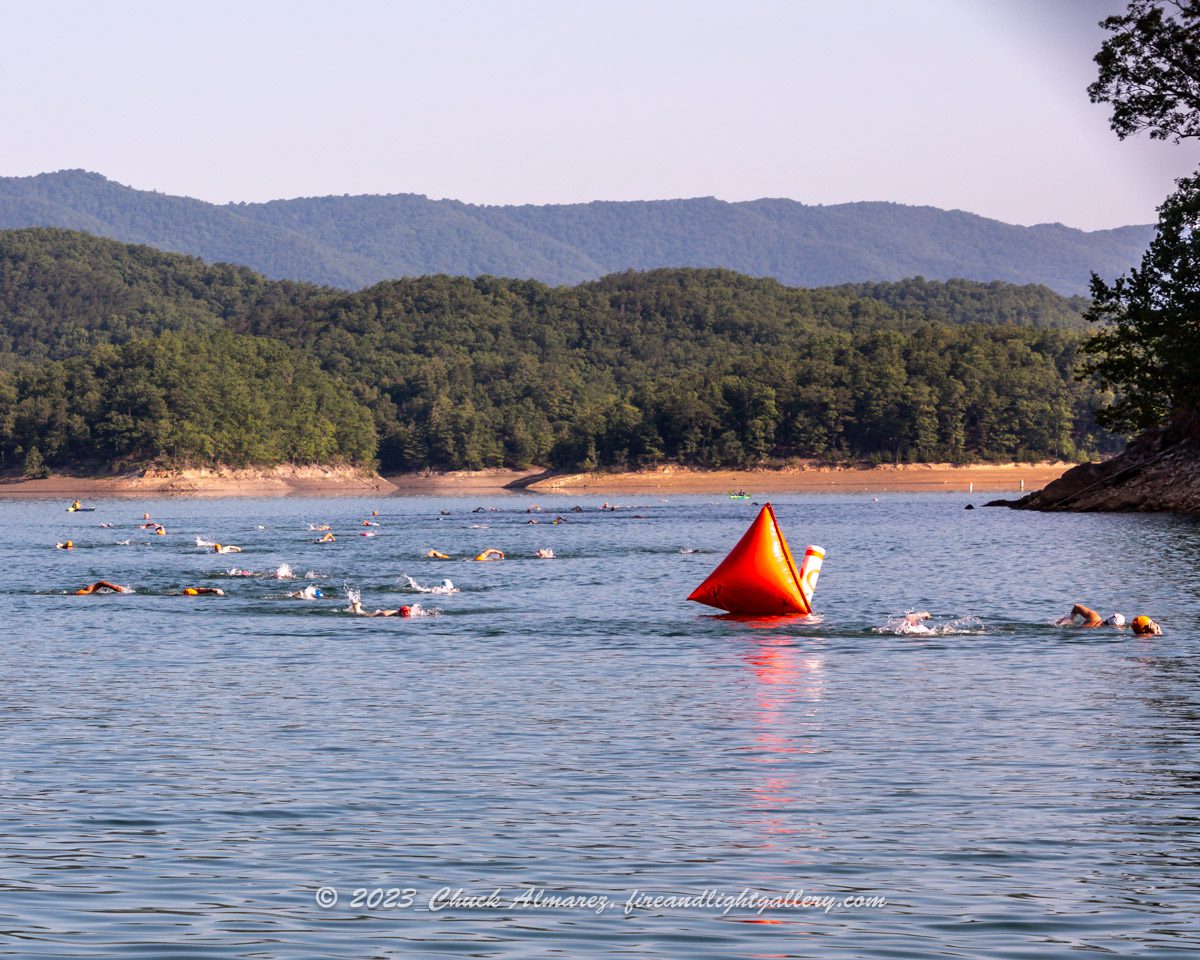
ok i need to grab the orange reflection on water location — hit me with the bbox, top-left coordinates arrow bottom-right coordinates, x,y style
737,629 -> 827,849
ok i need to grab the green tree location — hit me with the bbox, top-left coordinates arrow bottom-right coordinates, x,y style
1081,174 -> 1200,430
23,445 -> 49,479
1089,0 -> 1200,143
1082,1 -> 1200,431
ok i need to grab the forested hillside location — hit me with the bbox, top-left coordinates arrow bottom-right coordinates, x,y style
0,171 -> 1152,296
0,230 -> 1118,474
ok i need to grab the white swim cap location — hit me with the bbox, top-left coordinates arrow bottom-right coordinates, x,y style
1105,613 -> 1126,626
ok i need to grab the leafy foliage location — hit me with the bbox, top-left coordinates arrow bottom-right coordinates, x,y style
0,230 -> 1119,472
1089,0 -> 1200,143
1080,1 -> 1200,433
3,328 -> 375,469
1081,174 -> 1200,430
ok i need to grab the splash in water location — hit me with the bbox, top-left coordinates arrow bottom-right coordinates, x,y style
876,613 -> 987,636
403,575 -> 459,594
195,536 -> 216,548
273,563 -> 294,580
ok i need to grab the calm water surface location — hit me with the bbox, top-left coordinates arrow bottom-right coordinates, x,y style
2,492 -> 1199,958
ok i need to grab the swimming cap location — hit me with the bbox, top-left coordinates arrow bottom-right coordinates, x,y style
184,587 -> 199,595
399,605 -> 412,617
1132,615 -> 1151,630
1104,613 -> 1126,627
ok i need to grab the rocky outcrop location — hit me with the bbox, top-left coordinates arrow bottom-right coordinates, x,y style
1012,416 -> 1200,513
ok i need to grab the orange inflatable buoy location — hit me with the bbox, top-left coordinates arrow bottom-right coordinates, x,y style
687,503 -> 824,616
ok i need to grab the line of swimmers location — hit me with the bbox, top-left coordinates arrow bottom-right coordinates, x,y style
71,580 -> 408,616
71,581 -> 435,615
72,581 -> 1164,635
74,581 -> 224,596
901,604 -> 1162,635
425,548 -> 553,560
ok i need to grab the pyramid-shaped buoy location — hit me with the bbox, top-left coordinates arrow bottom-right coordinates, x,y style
688,503 -> 825,616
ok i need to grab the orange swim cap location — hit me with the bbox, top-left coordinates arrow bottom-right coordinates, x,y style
1132,615 -> 1152,631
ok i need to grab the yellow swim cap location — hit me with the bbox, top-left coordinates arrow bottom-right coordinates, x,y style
213,544 -> 221,551
184,587 -> 199,595
1132,615 -> 1151,630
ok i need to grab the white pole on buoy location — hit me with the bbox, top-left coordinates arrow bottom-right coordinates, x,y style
969,481 -> 973,493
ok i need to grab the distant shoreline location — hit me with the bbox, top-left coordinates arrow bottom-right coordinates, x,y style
0,461 -> 1071,498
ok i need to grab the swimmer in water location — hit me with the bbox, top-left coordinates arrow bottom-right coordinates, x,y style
348,598 -> 415,617
896,611 -> 933,634
473,548 -> 504,561
1056,604 -> 1127,628
289,584 -> 325,600
213,543 -> 242,554
878,611 -> 985,635
317,531 -> 336,543
426,549 -> 451,559
179,587 -> 225,596
75,580 -> 132,594
1057,604 -> 1161,634
56,540 -> 75,550
536,548 -> 555,559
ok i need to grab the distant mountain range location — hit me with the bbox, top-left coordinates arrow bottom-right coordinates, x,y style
0,170 -> 1153,295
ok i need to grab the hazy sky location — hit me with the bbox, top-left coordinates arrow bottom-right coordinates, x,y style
3,0 -> 1196,229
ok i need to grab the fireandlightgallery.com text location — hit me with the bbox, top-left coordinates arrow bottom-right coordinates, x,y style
313,885 -> 887,916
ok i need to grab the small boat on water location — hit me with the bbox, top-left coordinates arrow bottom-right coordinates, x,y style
729,491 -> 751,500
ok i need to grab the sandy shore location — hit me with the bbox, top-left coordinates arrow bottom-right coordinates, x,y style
0,462 -> 1071,498
523,462 -> 1071,495
0,465 -> 396,498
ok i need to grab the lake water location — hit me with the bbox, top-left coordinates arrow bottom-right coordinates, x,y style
2,492 -> 1199,958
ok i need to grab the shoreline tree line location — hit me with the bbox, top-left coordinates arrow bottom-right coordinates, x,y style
0,228 -> 1121,476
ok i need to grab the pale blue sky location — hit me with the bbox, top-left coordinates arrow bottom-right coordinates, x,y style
2,0 -> 1195,229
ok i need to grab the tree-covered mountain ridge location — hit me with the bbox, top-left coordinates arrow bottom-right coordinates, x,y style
0,170 -> 1153,297
0,229 -> 1117,476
